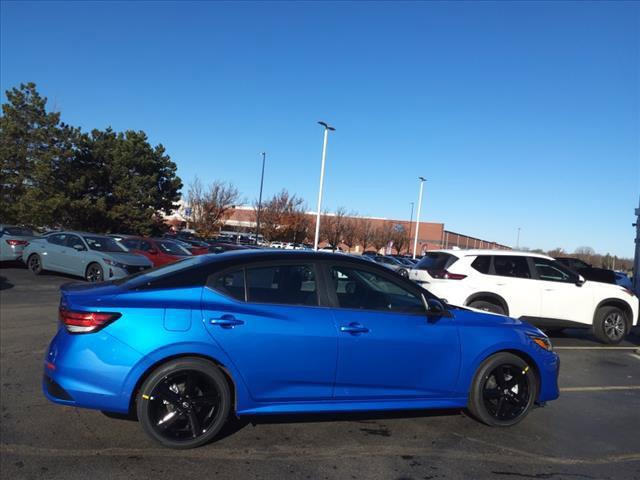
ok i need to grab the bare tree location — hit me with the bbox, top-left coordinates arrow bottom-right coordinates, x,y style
187,177 -> 240,237
258,189 -> 310,243
341,212 -> 360,252
371,221 -> 394,252
320,206 -> 348,251
390,223 -> 408,255
355,217 -> 376,253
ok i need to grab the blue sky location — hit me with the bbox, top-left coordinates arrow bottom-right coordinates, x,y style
1,1 -> 638,257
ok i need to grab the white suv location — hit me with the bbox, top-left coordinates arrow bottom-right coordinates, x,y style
409,250 -> 639,344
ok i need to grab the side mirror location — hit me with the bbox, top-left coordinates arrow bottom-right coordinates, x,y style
576,275 -> 586,286
73,244 -> 85,251
425,297 -> 452,318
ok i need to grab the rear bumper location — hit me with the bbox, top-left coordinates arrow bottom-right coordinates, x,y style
42,328 -> 145,413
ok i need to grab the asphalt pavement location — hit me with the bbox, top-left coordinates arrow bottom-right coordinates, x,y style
1,264 -> 639,480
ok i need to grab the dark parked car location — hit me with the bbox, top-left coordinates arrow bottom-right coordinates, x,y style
554,257 -> 617,285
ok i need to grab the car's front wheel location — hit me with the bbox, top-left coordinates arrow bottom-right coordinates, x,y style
136,357 -> 231,449
85,262 -> 104,282
27,254 -> 43,275
468,352 -> 538,427
593,306 -> 628,344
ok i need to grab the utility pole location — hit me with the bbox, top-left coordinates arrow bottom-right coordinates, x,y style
407,202 -> 414,253
516,227 -> 521,249
255,152 -> 266,245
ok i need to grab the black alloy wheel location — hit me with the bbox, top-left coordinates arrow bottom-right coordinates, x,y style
137,358 -> 230,448
85,263 -> 104,282
468,352 -> 537,427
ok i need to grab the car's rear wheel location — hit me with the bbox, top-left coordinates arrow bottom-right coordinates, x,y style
27,254 -> 43,275
136,357 -> 230,449
468,300 -> 506,316
593,306 -> 628,344
398,268 -> 408,277
468,352 -> 538,427
85,262 -> 104,282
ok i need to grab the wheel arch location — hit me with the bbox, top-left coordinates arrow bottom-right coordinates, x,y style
594,298 -> 635,328
465,292 -> 510,316
126,352 -> 239,418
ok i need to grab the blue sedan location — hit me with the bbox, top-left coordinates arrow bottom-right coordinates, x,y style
43,250 -> 559,448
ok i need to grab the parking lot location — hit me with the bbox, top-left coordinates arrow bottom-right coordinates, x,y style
1,263 -> 639,480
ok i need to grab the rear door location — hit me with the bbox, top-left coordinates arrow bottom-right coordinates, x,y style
485,255 -> 541,318
325,263 -> 460,399
202,261 -> 338,402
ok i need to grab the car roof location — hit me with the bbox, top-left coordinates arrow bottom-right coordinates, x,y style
429,249 -> 553,260
195,249 -> 388,267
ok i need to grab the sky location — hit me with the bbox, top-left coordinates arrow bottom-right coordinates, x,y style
1,1 -> 638,257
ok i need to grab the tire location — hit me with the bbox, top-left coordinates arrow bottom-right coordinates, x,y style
27,254 -> 43,275
136,357 -> 231,449
468,352 -> 538,427
593,306 -> 628,344
85,262 -> 104,282
398,268 -> 408,277
468,300 -> 506,316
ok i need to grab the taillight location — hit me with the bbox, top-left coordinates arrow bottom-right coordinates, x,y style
6,239 -> 28,246
58,307 -> 121,334
428,269 -> 467,280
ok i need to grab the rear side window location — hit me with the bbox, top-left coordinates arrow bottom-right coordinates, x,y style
471,256 -> 491,274
211,269 -> 245,301
246,264 -> 318,306
415,252 -> 458,271
47,234 -> 67,246
493,256 -> 531,279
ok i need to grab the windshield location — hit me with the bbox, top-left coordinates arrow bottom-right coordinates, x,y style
157,240 -> 192,256
83,235 -> 128,252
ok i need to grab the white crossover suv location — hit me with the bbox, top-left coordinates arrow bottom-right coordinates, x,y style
409,250 -> 639,344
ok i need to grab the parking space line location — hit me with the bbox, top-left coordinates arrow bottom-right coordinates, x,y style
560,386 -> 640,392
554,346 -> 640,351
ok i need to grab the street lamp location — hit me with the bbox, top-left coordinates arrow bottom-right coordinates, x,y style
412,177 -> 426,259
407,202 -> 414,254
516,227 -> 521,249
254,152 -> 266,245
313,121 -> 335,250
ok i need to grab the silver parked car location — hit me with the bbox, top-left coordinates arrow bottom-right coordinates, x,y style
0,225 -> 38,262
22,231 -> 153,282
372,255 -> 411,277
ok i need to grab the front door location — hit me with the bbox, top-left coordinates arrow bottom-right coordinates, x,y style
326,264 -> 460,399
202,262 -> 337,402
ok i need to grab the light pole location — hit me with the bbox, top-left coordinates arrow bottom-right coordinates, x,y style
516,227 -> 521,249
412,177 -> 426,259
254,152 -> 266,245
313,121 -> 335,250
407,202 -> 414,254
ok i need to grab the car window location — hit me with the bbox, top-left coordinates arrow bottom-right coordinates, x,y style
533,258 -> 576,283
4,226 -> 35,236
471,255 -> 491,274
246,264 -> 318,306
47,234 -> 67,246
64,235 -> 85,249
493,256 -> 531,279
210,269 -> 245,301
415,252 -> 458,271
329,265 -> 425,314
157,240 -> 191,256
139,240 -> 154,252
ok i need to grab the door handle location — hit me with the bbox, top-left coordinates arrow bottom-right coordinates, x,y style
210,315 -> 244,328
340,323 -> 369,334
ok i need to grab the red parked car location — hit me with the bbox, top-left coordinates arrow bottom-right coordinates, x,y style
117,236 -> 193,267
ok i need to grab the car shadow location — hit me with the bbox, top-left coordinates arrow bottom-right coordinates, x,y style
214,408 -> 463,442
0,260 -> 26,269
0,275 -> 13,290
547,328 -> 640,347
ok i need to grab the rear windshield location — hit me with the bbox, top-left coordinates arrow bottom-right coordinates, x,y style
415,252 -> 458,271
114,255 -> 207,287
83,236 -> 127,252
156,240 -> 192,256
3,227 -> 35,236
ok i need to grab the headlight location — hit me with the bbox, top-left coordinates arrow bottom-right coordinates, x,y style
102,258 -> 128,269
527,334 -> 553,352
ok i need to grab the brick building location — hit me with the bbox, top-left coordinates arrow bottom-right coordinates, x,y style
166,203 -> 510,254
